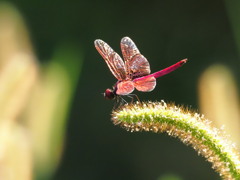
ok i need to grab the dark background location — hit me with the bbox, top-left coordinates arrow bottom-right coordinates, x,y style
6,0 -> 240,179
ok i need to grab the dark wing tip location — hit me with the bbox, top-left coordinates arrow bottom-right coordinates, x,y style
121,36 -> 132,43
94,39 -> 103,46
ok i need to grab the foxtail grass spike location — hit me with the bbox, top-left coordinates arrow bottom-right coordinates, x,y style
112,101 -> 240,180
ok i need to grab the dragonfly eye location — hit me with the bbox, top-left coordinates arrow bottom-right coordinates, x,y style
104,89 -> 115,100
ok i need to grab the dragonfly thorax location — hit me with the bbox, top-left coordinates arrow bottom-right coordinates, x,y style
104,88 -> 116,100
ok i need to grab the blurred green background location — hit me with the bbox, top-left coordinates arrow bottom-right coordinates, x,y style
0,0 -> 240,180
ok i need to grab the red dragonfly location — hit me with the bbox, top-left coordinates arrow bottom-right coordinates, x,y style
94,37 -> 187,100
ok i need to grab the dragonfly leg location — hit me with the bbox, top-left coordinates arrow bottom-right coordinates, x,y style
127,94 -> 141,103
119,96 -> 128,104
113,96 -> 128,109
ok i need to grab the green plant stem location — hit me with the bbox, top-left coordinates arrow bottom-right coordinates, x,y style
112,101 -> 240,180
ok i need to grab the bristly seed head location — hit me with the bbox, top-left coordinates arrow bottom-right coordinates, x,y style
111,100 -> 240,180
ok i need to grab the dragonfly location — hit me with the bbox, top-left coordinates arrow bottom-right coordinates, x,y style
94,37 -> 187,100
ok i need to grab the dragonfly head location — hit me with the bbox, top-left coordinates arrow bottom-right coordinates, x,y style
104,88 -> 115,100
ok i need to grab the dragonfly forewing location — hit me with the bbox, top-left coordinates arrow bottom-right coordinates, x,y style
95,39 -> 127,80
116,81 -> 135,95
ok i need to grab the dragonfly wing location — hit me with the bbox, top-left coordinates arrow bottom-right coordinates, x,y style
116,81 -> 135,95
129,54 -> 151,78
121,37 -> 140,62
95,39 -> 127,80
121,37 -> 151,79
133,76 -> 156,92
